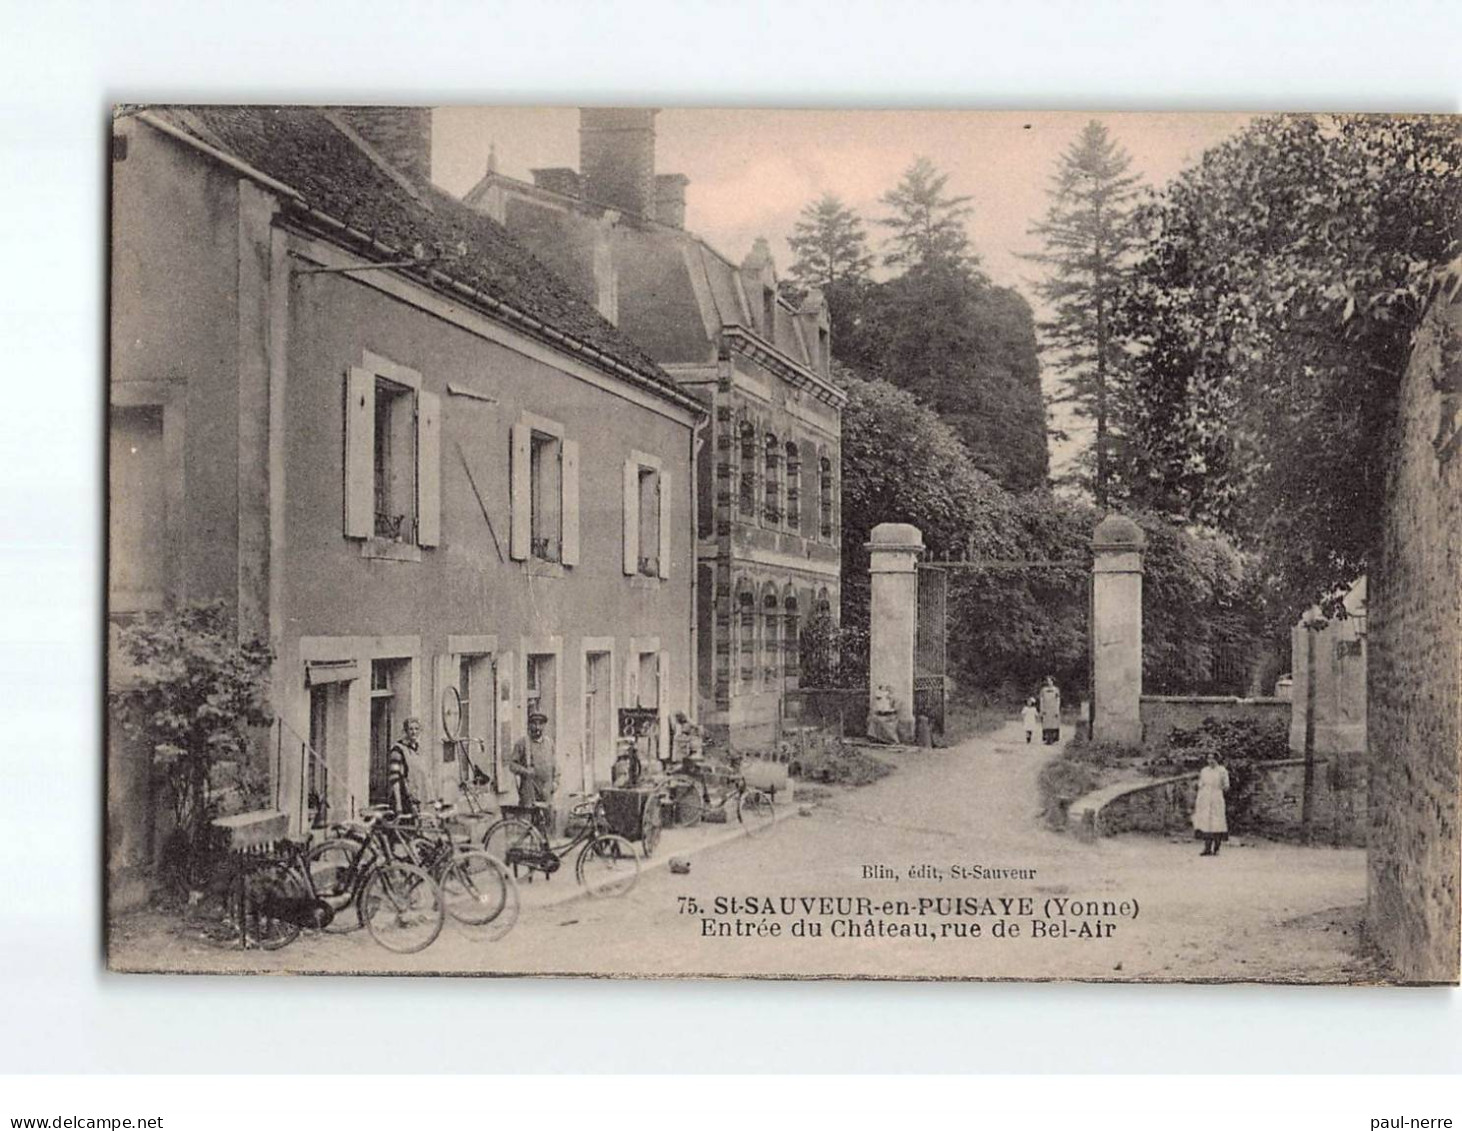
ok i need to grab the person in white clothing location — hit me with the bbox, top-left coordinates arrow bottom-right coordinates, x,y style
1192,752 -> 1231,856
1021,699 -> 1039,744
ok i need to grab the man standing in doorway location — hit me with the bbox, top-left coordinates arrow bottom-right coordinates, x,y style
509,711 -> 559,829
387,717 -> 424,818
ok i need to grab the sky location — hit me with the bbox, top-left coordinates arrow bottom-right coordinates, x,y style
431,108 -> 1253,478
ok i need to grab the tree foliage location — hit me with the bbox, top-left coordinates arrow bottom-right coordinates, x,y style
787,192 -> 874,292
1026,120 -> 1144,505
1111,114 -> 1462,620
809,157 -> 1049,493
834,371 -> 1262,699
878,156 -> 977,275
110,601 -> 274,888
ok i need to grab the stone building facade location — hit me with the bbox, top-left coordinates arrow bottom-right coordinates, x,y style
1367,262 -> 1461,983
108,107 -> 702,903
463,109 -> 845,747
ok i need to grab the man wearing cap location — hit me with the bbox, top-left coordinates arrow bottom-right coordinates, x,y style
508,710 -> 559,823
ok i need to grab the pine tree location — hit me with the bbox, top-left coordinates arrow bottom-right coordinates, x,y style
1026,121 -> 1143,507
879,156 -> 977,274
787,193 -> 874,291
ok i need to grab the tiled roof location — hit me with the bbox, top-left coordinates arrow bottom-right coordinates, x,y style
143,106 -> 690,406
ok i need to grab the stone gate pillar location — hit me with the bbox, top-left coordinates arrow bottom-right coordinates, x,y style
1091,515 -> 1145,745
867,522 -> 924,742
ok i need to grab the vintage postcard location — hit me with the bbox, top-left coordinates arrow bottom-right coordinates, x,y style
105,106 -> 1461,983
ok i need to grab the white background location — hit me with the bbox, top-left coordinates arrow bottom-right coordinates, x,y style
2,0 -> 1459,1079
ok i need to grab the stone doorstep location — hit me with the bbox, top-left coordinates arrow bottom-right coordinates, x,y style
510,801 -> 799,912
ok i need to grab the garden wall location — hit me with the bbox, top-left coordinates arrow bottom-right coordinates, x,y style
1090,757 -> 1366,846
1139,695 -> 1290,749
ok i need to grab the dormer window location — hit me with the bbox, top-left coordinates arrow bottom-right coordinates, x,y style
763,286 -> 776,340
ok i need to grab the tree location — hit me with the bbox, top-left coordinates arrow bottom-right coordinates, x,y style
787,192 -> 874,292
879,156 -> 977,274
1026,121 -> 1143,507
1111,114 -> 1462,620
110,601 -> 274,891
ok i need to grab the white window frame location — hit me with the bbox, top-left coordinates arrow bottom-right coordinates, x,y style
623,448 -> 671,580
343,351 -> 440,556
510,411 -> 579,567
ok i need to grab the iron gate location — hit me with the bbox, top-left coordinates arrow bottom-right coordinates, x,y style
915,564 -> 948,737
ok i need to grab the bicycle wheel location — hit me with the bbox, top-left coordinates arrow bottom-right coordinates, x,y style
672,779 -> 704,828
358,862 -> 444,954
439,849 -> 512,926
305,838 -> 366,933
737,787 -> 776,836
231,860 -> 304,951
483,817 -> 549,879
576,834 -> 640,898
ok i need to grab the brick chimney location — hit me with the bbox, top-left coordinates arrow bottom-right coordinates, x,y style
579,108 -> 659,219
655,173 -> 689,229
530,167 -> 583,198
333,107 -> 432,182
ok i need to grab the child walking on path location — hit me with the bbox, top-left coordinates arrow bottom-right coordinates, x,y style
1021,699 -> 1039,744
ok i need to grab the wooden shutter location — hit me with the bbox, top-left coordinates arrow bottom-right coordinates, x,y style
622,457 -> 639,575
657,469 -> 671,579
416,390 -> 441,547
560,438 -> 580,566
344,367 -> 375,538
509,422 -> 531,560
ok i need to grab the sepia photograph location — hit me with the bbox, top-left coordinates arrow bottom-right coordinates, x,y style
104,104 -> 1461,985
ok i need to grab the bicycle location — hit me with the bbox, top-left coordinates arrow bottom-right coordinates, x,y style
482,795 -> 640,898
662,754 -> 776,835
310,804 -> 518,942
297,807 -> 447,953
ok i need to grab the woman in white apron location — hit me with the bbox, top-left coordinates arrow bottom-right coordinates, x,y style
1038,677 -> 1061,745
1193,752 -> 1231,856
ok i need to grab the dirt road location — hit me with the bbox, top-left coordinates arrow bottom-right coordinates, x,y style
110,721 -> 1375,982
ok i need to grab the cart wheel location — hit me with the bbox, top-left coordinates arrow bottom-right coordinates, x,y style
673,779 -> 704,828
642,801 -> 663,858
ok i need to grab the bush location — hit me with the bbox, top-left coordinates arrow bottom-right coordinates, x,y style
110,601 -> 273,895
1063,736 -> 1144,770
1036,760 -> 1100,829
1158,715 -> 1291,830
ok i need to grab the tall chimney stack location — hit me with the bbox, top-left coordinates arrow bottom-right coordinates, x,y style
334,107 -> 433,182
655,173 -> 689,229
579,108 -> 659,219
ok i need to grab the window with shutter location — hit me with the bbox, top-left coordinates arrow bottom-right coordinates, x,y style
345,356 -> 438,552
560,439 -> 580,566
657,469 -> 671,580
624,450 -> 666,579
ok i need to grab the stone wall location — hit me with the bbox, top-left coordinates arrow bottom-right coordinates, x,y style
1091,758 -> 1365,845
1367,272 -> 1462,983
1139,695 -> 1290,749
